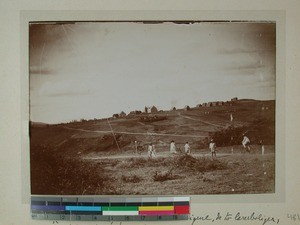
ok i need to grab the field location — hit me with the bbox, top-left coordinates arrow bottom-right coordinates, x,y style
30,99 -> 275,195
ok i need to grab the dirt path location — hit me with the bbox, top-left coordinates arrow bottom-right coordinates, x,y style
179,114 -> 224,128
63,126 -> 206,138
82,152 -> 266,160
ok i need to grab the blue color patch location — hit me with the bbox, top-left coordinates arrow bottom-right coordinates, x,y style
65,206 -> 102,212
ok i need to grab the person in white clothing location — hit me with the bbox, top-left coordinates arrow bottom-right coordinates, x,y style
184,142 -> 191,155
242,134 -> 251,152
148,143 -> 154,158
170,140 -> 177,154
209,139 -> 217,159
152,144 -> 156,157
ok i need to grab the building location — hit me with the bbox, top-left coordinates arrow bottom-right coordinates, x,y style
151,106 -> 158,113
129,110 -> 142,116
231,97 -> 238,101
119,111 -> 126,117
112,113 -> 119,118
184,105 -> 191,111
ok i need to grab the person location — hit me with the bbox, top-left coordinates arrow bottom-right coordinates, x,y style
209,139 -> 217,159
184,142 -> 191,155
242,134 -> 251,152
148,143 -> 154,159
259,139 -> 265,155
170,140 -> 177,154
152,144 -> 156,157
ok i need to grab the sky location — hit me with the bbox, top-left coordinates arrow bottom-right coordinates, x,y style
29,22 -> 276,124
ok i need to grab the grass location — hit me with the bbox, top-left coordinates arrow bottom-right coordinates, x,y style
30,146 -> 115,195
31,147 -> 275,195
30,100 -> 275,195
173,154 -> 228,172
121,174 -> 143,183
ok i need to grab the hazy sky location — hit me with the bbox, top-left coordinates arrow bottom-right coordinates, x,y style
29,22 -> 275,124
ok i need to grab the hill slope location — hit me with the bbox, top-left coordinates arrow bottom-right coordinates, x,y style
30,99 -> 275,156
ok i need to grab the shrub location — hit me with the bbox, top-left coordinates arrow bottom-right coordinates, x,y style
121,174 -> 142,183
153,169 -> 175,182
208,118 -> 275,147
173,154 -> 228,172
30,146 -> 114,195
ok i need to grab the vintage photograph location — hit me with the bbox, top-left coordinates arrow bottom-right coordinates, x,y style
29,21 -> 275,195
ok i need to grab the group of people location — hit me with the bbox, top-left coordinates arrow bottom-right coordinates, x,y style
147,140 -> 191,159
169,140 -> 191,155
145,133 -> 252,159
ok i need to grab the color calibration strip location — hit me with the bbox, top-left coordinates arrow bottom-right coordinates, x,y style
31,196 -> 190,221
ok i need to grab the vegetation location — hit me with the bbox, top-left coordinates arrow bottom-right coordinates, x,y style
153,169 -> 175,182
208,118 -> 275,147
139,115 -> 167,123
30,146 -> 114,195
30,99 -> 275,195
173,154 -> 228,172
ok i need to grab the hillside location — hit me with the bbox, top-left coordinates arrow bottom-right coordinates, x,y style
30,99 -> 275,156
30,99 -> 275,195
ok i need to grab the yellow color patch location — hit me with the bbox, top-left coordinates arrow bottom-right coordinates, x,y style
138,206 -> 174,211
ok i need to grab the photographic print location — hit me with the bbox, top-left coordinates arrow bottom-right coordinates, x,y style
29,21 -> 275,195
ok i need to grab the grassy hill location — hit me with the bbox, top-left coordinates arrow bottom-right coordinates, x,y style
30,99 -> 275,195
30,99 -> 275,156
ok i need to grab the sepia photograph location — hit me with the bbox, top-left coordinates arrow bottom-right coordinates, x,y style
29,21 -> 276,195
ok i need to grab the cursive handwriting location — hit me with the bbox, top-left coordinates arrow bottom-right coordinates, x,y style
189,212 -> 280,225
189,214 -> 213,225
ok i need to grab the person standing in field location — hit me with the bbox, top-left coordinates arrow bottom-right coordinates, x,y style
148,143 -> 154,159
184,142 -> 191,155
170,140 -> 177,154
242,134 -> 251,152
209,139 -> 217,159
152,144 -> 156,157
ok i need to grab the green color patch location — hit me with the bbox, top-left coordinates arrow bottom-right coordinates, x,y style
102,206 -> 138,211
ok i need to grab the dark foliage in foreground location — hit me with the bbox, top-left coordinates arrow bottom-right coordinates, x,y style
173,154 -> 228,172
30,146 -> 114,195
153,169 -> 175,182
208,118 -> 275,147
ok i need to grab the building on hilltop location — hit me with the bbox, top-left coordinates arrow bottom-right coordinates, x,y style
207,102 -> 213,107
184,105 -> 191,111
231,97 -> 238,101
119,111 -> 126,117
129,110 -> 142,116
151,106 -> 158,113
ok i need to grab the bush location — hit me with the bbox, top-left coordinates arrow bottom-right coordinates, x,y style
139,116 -> 167,123
153,169 -> 175,182
30,146 -> 114,195
121,174 -> 142,183
173,155 -> 228,172
208,118 -> 275,147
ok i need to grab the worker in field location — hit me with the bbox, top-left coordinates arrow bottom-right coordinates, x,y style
242,134 -> 251,152
209,139 -> 217,159
184,142 -> 191,155
152,144 -> 156,157
148,143 -> 154,159
170,140 -> 177,154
